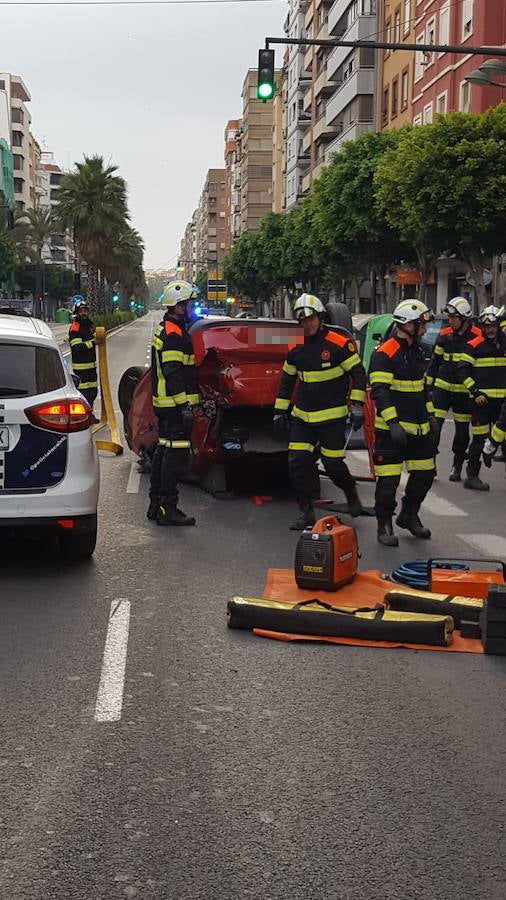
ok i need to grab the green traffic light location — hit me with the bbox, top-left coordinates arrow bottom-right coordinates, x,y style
258,82 -> 274,100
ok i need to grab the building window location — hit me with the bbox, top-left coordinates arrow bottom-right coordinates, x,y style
439,2 -> 450,45
391,77 -> 399,119
11,107 -> 24,125
384,18 -> 391,57
462,0 -> 473,39
413,113 -> 422,126
394,8 -> 401,45
436,91 -> 447,115
12,130 -> 23,147
460,80 -> 470,112
426,17 -> 435,64
422,102 -> 433,124
13,178 -> 24,194
401,67 -> 409,109
13,154 -> 23,171
403,0 -> 410,36
382,86 -> 389,126
415,32 -> 425,82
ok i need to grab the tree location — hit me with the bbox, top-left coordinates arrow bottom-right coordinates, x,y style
0,229 -> 17,284
195,269 -> 208,303
12,207 -> 61,315
375,106 -> 506,305
56,155 -> 129,313
224,230 -> 275,303
102,226 -> 145,310
309,130 -> 409,312
44,265 -> 76,305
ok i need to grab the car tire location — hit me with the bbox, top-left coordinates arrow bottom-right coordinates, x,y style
60,523 -> 97,561
326,301 -> 353,333
118,366 -> 145,419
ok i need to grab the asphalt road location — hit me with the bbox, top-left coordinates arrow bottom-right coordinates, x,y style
1,312 -> 506,900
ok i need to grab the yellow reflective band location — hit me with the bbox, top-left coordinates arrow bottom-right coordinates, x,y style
350,389 -> 366,403
442,352 -> 464,362
85,341 -> 95,350
425,375 -> 434,386
434,345 -> 444,356
390,379 -> 425,392
341,353 -> 361,372
405,458 -> 436,472
187,393 -> 200,407
184,354 -> 196,366
70,338 -> 83,347
460,353 -> 475,365
73,361 -> 96,371
321,447 -> 346,458
433,409 -> 448,419
298,365 -> 344,383
453,412 -> 471,423
153,397 -> 177,408
172,392 -> 188,405
426,401 -> 435,414
471,424 -> 490,435
162,350 -> 185,363
491,424 -> 506,443
374,463 -> 403,477
292,404 -> 348,423
482,388 -> 506,398
369,371 -> 393,385
152,336 -> 163,350
274,398 -> 290,411
79,381 -> 98,389
375,419 -> 430,436
288,442 -> 315,452
474,357 -> 506,367
434,379 -> 468,393
463,378 -> 476,390
283,361 -> 297,376
170,440 -> 191,449
380,406 -> 398,422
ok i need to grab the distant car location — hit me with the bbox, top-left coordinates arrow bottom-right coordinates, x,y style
0,314 -> 99,559
0,306 -> 32,317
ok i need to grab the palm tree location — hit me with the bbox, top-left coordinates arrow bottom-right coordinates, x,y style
56,156 -> 129,313
13,207 -> 60,316
103,226 -> 145,310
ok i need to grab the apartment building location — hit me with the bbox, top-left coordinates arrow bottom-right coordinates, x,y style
38,151 -> 74,266
0,73 -> 34,213
238,69 -> 281,235
412,0 -> 506,124
195,168 -> 227,271
378,0 -> 416,129
284,0 -> 312,208
272,61 -> 287,213
300,0 -> 338,193
223,120 -> 240,253
179,213 -> 197,283
0,87 -> 14,229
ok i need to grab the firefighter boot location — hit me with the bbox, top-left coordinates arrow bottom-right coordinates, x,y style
146,497 -> 160,520
449,456 -> 465,483
396,503 -> 431,539
290,503 -> 316,531
463,464 -> 489,491
344,483 -> 364,517
377,518 -> 399,547
157,501 -> 196,526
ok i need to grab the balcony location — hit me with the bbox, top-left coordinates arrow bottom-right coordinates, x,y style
299,70 -> 312,92
298,108 -> 312,130
302,128 -> 313,154
303,87 -> 312,113
314,113 -> 341,143
325,121 -> 374,159
297,149 -> 311,167
327,13 -> 376,78
316,18 -> 328,41
314,67 -> 337,99
304,45 -> 313,74
325,68 -> 376,125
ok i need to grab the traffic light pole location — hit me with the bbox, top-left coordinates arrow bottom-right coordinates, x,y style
265,36 -> 506,59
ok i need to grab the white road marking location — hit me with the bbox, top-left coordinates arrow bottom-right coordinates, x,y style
421,494 -> 467,517
457,533 -> 506,558
95,599 -> 131,723
126,459 -> 141,493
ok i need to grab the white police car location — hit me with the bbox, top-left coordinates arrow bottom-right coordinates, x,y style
0,314 -> 99,559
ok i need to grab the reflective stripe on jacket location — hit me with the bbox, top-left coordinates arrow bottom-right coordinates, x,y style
369,334 -> 432,434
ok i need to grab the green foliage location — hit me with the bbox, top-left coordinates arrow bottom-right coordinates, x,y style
93,311 -> 135,330
0,229 -> 17,282
44,265 -> 75,303
195,269 -> 208,301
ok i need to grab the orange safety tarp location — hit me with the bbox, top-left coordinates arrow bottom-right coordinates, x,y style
260,568 -> 483,654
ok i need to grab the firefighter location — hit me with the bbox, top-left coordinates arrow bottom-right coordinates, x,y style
273,293 -> 366,531
457,305 -> 506,491
425,297 -> 480,482
69,300 -> 98,416
369,300 -> 437,547
483,396 -> 506,469
147,281 -> 200,526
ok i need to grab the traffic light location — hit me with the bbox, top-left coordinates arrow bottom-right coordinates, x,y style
226,297 -> 236,305
257,49 -> 275,102
112,293 -> 119,305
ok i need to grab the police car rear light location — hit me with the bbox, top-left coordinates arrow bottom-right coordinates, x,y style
26,400 -> 92,433
57,519 -> 75,529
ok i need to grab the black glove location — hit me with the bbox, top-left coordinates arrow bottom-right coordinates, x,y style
473,392 -> 488,407
180,405 -> 194,436
428,416 -> 439,439
273,412 -> 290,436
388,421 -> 408,447
350,402 -> 364,431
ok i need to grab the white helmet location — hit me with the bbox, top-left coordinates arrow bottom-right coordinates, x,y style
293,293 -> 325,318
392,299 -> 433,325
162,280 -> 195,307
479,305 -> 503,325
444,296 -> 472,319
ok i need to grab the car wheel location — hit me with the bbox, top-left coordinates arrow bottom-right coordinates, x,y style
118,366 -> 145,419
60,524 -> 97,561
326,301 -> 353,333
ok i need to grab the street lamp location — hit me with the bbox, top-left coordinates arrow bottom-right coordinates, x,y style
465,59 -> 506,88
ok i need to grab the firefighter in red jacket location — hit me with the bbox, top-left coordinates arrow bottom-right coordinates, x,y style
148,281 -> 200,526
274,294 -> 366,530
69,300 -> 98,414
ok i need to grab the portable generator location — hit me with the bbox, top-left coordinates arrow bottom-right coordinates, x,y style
294,516 -> 358,591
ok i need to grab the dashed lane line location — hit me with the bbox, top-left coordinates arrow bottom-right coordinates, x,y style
126,459 -> 141,494
94,599 -> 131,723
457,533 -> 506,558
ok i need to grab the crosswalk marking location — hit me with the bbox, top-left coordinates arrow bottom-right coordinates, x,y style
126,459 -> 141,493
421,494 -> 468,517
457,534 -> 506,558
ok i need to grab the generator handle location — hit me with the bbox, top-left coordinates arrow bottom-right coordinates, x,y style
428,557 -> 506,579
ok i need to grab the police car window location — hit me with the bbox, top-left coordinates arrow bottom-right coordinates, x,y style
0,344 -> 65,397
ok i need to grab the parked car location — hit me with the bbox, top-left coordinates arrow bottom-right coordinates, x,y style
0,314 -> 99,559
118,315 -> 375,496
0,306 -> 32,317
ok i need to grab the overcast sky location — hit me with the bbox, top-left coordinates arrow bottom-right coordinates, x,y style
1,0 -> 284,268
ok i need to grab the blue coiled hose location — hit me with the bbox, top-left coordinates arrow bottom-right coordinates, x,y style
389,560 -> 469,590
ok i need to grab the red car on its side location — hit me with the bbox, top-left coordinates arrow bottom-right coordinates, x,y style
118,315 -> 375,496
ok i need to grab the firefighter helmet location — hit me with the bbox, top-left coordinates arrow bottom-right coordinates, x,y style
293,293 -> 325,318
444,296 -> 472,319
479,305 -> 503,325
392,299 -> 433,325
162,281 -> 195,307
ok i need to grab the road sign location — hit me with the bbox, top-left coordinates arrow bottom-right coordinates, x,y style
208,271 -> 227,303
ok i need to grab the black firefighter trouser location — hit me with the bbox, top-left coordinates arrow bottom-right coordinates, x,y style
150,410 -> 191,506
373,430 -> 436,522
288,416 -> 355,507
467,398 -> 505,477
432,387 -> 471,466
